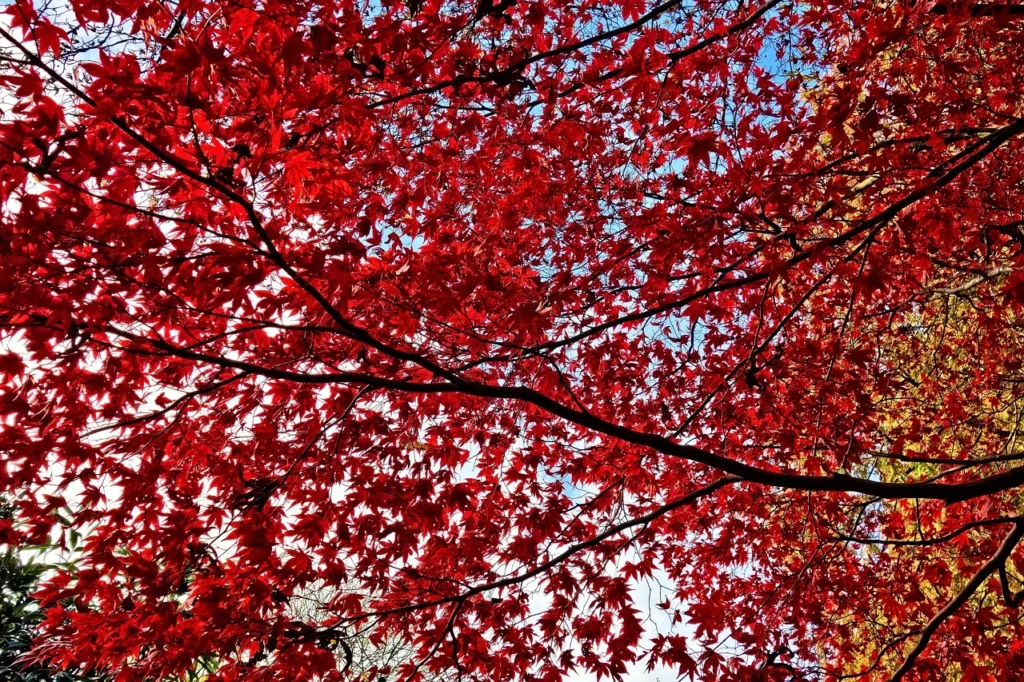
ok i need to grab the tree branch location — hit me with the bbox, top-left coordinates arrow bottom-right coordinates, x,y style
887,522 -> 1024,682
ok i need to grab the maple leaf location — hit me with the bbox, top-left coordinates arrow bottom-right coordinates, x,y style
663,636 -> 699,680
0,353 -> 25,377
684,133 -> 720,170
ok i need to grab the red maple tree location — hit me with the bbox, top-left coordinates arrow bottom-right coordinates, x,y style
2,0 -> 1024,679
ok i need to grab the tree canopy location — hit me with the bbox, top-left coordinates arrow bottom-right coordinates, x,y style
2,0 -> 1024,679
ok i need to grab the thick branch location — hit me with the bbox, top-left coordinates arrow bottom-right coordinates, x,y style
104,327 -> 1024,504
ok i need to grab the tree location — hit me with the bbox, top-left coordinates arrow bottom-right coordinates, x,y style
803,21 -> 1024,679
2,0 -> 1024,679
818,284 -> 1024,679
0,501 -> 106,682
0,502 -> 48,682
283,579 -> 439,680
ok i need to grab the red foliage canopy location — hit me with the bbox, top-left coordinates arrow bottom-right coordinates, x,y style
2,0 -> 1024,679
